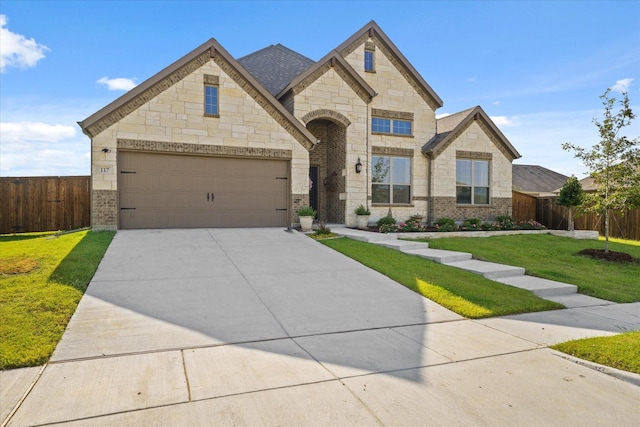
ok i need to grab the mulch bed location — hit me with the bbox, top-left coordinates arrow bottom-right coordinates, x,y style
578,249 -> 638,263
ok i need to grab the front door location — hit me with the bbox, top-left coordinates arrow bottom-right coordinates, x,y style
309,166 -> 318,219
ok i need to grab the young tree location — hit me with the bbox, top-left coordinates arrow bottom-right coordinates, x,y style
555,176 -> 583,231
562,89 -> 640,252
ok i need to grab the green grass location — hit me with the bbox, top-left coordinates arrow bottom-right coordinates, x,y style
320,238 -> 562,318
552,332 -> 640,374
418,234 -> 640,303
0,230 -> 115,369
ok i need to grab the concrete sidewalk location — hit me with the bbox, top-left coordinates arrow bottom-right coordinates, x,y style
3,228 -> 639,426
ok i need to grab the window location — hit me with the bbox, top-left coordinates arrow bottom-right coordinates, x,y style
204,85 -> 218,116
364,49 -> 374,72
372,155 -> 411,204
456,159 -> 489,204
371,117 -> 412,136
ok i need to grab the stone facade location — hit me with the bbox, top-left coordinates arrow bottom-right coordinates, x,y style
84,22 -> 518,230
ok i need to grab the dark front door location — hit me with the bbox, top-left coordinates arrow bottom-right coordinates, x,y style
309,166 -> 318,218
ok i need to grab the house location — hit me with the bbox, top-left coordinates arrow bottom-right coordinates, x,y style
512,164 -> 569,197
80,21 -> 520,230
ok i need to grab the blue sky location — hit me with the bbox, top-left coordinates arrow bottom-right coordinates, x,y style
1,0 -> 639,179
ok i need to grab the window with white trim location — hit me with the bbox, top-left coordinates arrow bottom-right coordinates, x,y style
372,155 -> 411,204
371,117 -> 412,136
456,159 -> 490,204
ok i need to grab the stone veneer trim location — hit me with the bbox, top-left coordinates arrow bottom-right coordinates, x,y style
371,108 -> 414,121
372,146 -> 414,157
117,139 -> 292,159
302,109 -> 352,127
456,150 -> 492,160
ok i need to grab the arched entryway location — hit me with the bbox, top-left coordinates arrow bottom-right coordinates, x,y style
302,110 -> 350,224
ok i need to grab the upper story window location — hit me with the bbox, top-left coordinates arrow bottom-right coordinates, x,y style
456,159 -> 490,204
372,155 -> 411,204
364,49 -> 375,72
364,40 -> 375,72
371,117 -> 412,136
204,74 -> 219,117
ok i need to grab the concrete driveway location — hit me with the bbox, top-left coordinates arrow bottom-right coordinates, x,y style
4,228 -> 639,426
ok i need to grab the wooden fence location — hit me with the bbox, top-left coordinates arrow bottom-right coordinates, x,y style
1,176 -> 91,234
513,191 -> 640,241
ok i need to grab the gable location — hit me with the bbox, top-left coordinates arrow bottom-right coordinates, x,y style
79,39 -> 317,150
276,52 -> 376,104
423,106 -> 521,161
336,21 -> 443,110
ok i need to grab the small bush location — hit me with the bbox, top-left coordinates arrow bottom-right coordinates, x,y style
377,216 -> 396,227
297,206 -> 316,217
435,217 -> 458,232
314,221 -> 332,235
481,222 -> 501,231
397,217 -> 427,232
496,215 -> 516,230
519,219 -> 546,230
461,218 -> 482,231
379,223 -> 399,233
355,204 -> 371,215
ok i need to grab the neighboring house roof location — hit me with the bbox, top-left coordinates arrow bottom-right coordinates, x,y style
78,38 -> 318,149
237,44 -> 316,96
336,20 -> 443,110
512,164 -> 569,193
422,106 -> 521,160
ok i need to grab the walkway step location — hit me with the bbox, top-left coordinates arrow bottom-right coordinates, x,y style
445,260 -> 525,279
378,240 -> 429,251
331,227 -> 397,243
404,248 -> 472,264
543,294 -> 616,309
496,276 -> 577,297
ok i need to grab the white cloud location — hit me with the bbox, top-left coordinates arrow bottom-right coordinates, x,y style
435,113 -> 451,119
492,100 -> 501,105
97,76 -> 137,91
490,116 -> 519,127
0,15 -> 49,73
0,121 -> 76,143
467,77 -> 476,83
610,78 -> 633,93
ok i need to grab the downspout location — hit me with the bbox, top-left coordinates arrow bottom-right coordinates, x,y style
427,155 -> 433,225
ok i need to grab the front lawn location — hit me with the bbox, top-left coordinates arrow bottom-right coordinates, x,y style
0,230 -> 114,369
552,332 -> 640,374
320,238 -> 562,318
418,234 -> 640,303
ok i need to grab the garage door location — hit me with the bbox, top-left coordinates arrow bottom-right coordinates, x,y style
118,152 -> 289,229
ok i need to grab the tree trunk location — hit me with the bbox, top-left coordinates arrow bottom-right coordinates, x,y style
568,207 -> 574,231
604,210 -> 610,253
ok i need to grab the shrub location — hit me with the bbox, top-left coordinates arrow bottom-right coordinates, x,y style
496,215 -> 516,230
377,215 -> 396,227
461,218 -> 482,231
379,223 -> 399,233
314,221 -> 333,235
397,217 -> 427,232
519,219 -> 546,230
435,217 -> 457,232
355,204 -> 371,215
297,206 -> 316,217
481,222 -> 501,231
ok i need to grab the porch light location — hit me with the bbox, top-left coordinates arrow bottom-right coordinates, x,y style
355,157 -> 362,174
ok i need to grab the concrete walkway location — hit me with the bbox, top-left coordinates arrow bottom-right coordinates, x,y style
333,226 -> 614,308
2,228 -> 639,426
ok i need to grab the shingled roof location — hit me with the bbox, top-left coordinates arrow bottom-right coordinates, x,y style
512,164 -> 569,193
422,106 -> 521,160
237,44 -> 316,96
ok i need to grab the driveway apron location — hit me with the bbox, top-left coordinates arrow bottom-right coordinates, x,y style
6,229 -> 640,426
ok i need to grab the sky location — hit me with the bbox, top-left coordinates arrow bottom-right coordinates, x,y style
1,0 -> 639,179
